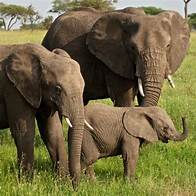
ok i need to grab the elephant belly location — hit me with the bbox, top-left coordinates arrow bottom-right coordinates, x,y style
0,103 -> 8,129
91,127 -> 122,157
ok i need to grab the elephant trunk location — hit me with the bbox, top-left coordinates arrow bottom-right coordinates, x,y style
141,76 -> 164,106
63,95 -> 84,190
138,49 -> 166,106
172,117 -> 189,141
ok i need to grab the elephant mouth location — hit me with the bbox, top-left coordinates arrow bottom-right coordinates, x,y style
162,137 -> 168,143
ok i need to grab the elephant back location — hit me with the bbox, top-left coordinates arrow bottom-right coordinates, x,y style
42,8 -> 103,51
119,7 -> 146,15
159,11 -> 190,74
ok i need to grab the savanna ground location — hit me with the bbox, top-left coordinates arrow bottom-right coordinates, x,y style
0,30 -> 195,196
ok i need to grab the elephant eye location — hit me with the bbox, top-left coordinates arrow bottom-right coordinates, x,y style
55,85 -> 62,95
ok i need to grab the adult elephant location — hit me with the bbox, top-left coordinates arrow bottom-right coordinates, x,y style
43,8 -> 189,107
42,7 -> 189,107
42,7 -> 148,106
0,43 -> 86,180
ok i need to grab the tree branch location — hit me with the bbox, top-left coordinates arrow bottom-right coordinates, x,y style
0,17 -> 6,30
8,17 -> 18,30
7,15 -> 18,30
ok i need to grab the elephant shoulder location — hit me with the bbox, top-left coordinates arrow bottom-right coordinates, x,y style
85,103 -> 111,116
85,103 -> 120,122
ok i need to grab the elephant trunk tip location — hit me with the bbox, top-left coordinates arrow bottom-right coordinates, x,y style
167,75 -> 175,88
174,117 -> 189,142
181,117 -> 189,138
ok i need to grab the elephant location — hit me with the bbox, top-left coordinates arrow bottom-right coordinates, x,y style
42,7 -> 190,107
70,103 -> 188,183
0,43 -> 86,179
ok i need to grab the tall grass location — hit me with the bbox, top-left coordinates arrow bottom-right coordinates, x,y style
0,30 -> 195,195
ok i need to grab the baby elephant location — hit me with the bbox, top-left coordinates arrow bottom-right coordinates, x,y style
70,103 -> 188,180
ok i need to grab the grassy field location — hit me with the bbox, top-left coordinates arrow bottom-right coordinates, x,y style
0,30 -> 195,196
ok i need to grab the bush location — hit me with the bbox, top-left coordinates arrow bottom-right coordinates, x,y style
142,6 -> 163,15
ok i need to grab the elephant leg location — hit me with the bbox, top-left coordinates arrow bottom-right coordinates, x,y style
85,165 -> 96,180
114,87 -> 136,107
104,68 -> 137,107
36,111 -> 69,177
5,88 -> 36,177
122,136 -> 140,180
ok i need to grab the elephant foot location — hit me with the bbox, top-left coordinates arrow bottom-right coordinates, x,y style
85,165 -> 96,181
72,176 -> 80,191
56,166 -> 69,180
124,175 -> 137,183
18,167 -> 34,183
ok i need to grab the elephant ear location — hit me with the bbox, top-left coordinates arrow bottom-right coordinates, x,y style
5,51 -> 42,109
86,13 -> 135,80
160,11 -> 190,74
123,108 -> 158,142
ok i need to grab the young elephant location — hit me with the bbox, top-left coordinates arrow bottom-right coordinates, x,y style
70,103 -> 188,180
0,43 -> 85,178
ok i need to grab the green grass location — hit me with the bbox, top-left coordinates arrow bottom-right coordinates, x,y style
0,30 -> 46,44
0,30 -> 196,195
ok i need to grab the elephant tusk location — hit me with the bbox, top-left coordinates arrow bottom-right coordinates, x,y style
138,78 -> 145,97
85,120 -> 94,130
167,75 -> 175,88
65,118 -> 73,128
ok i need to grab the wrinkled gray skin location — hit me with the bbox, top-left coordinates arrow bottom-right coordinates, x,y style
74,103 -> 188,180
0,43 -> 84,179
42,7 -> 189,107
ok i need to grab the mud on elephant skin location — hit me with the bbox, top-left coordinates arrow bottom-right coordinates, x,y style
70,103 -> 188,182
0,43 -> 85,179
42,7 -> 190,107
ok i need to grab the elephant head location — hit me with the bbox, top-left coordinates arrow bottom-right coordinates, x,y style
123,107 -> 188,143
3,44 -> 85,185
87,11 -> 190,106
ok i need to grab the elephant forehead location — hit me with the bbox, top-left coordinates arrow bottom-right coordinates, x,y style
145,107 -> 176,128
131,17 -> 170,48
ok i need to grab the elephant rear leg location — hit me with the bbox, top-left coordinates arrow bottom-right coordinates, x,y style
36,111 -> 69,177
5,88 -> 36,178
122,137 -> 140,180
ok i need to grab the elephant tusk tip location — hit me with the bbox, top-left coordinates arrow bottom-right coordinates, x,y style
65,118 -> 73,128
84,120 -> 94,130
138,78 -> 145,97
167,75 -> 175,88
